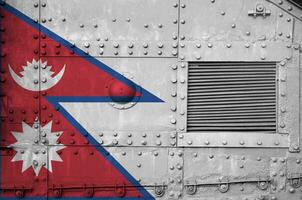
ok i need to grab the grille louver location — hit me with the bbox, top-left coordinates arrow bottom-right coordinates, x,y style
187,63 -> 277,132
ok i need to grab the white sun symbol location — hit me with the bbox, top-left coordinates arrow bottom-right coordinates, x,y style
9,119 -> 65,176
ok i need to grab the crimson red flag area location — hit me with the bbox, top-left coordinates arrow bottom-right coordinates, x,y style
0,2 -> 158,199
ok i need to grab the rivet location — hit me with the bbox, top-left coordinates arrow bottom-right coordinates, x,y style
181,4 -> 186,8
257,141 -> 262,145
226,43 -> 231,48
296,159 -> 301,164
288,6 -> 293,11
171,76 -> 177,83
172,51 -> 178,56
231,23 -> 236,28
112,18 -> 116,22
221,11 -> 225,15
173,3 -> 178,7
209,154 -> 214,159
170,105 -> 177,111
239,140 -> 245,145
261,43 -> 266,48
279,13 -> 283,17
126,18 -> 130,22
281,107 -> 286,113
293,146 -> 300,151
222,140 -> 227,145
180,19 -> 185,24
204,140 -> 210,145
207,43 -> 213,48
274,141 -> 280,145
158,24 -> 163,28
257,157 -> 261,161
246,31 -> 250,36
171,65 -> 178,70
113,43 -> 119,48
143,43 -> 148,48
245,43 -> 250,48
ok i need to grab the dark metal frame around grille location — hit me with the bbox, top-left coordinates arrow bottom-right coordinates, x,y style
187,62 -> 277,132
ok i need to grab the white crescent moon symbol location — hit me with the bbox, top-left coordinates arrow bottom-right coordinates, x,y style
9,64 -> 66,91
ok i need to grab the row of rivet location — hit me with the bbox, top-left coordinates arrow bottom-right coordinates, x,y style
178,43 -> 294,61
277,0 -> 302,19
179,136 -> 284,147
95,132 -> 177,146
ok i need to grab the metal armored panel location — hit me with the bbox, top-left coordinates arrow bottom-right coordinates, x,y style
57,58 -> 178,147
40,0 -> 179,57
1,0 -> 302,199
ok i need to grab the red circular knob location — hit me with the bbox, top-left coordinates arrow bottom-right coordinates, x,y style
108,79 -> 136,103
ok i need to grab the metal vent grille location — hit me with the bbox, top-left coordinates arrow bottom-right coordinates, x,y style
187,63 -> 277,132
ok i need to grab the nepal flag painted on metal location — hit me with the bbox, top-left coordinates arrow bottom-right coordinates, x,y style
0,1 -> 162,199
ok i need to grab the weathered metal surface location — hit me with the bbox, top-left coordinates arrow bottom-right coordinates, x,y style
39,0 -> 178,57
1,0 -> 302,199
